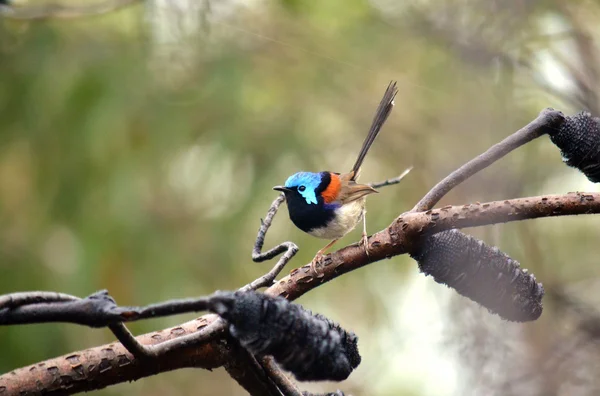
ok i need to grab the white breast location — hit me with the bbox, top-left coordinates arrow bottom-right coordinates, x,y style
308,199 -> 366,240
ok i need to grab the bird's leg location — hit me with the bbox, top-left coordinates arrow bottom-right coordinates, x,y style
310,239 -> 339,274
359,208 -> 370,256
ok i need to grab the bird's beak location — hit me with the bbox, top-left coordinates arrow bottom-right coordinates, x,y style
273,186 -> 291,193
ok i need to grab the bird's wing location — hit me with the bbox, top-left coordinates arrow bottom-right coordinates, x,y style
337,172 -> 378,204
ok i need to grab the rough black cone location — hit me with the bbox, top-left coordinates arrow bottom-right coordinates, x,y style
410,230 -> 544,322
548,111 -> 600,182
209,291 -> 360,382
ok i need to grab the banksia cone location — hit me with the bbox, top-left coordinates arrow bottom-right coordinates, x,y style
410,230 -> 544,322
209,291 -> 360,382
548,111 -> 600,182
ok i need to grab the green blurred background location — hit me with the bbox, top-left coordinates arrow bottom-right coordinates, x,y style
2,0 -> 600,395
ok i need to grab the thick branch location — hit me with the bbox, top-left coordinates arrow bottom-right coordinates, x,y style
266,192 -> 600,300
2,192 -> 599,394
0,315 -> 226,395
413,108 -> 565,211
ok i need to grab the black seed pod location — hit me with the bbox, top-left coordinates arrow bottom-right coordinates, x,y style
313,313 -> 361,370
409,230 -> 544,322
209,291 -> 360,382
302,391 -> 347,396
548,111 -> 600,182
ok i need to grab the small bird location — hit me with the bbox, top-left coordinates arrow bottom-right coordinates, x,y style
273,81 -> 398,272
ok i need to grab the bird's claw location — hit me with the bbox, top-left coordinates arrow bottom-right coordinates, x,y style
359,233 -> 370,256
310,253 -> 324,276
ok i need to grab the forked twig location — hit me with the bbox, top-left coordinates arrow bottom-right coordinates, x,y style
368,166 -> 413,189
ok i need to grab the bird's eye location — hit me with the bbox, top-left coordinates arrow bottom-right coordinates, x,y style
298,185 -> 306,192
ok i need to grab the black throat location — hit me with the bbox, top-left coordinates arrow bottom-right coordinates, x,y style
283,172 -> 336,233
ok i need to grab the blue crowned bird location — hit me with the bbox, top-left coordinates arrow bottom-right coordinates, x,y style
274,82 -> 398,273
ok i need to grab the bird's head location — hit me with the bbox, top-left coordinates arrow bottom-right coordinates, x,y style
273,171 -> 341,206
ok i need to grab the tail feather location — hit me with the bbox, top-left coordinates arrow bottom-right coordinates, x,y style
350,81 -> 398,181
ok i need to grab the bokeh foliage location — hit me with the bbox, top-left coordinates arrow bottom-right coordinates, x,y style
2,0 -> 600,395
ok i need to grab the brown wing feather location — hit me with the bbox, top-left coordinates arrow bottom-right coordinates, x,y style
337,172 -> 378,204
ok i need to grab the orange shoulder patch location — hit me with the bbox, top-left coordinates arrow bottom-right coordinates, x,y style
321,173 -> 341,203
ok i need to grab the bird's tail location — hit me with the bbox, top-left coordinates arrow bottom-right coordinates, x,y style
350,81 -> 398,181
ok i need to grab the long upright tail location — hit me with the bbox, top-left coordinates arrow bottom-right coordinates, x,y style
350,81 -> 398,181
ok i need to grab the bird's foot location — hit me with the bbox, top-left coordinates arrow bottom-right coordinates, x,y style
309,239 -> 339,276
359,232 -> 370,256
310,253 -> 325,276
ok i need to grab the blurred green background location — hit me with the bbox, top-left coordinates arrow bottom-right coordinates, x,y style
2,0 -> 600,395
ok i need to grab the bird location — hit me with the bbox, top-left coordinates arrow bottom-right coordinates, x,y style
273,81 -> 398,273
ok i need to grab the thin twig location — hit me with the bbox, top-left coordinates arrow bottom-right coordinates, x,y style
225,347 -> 284,396
245,193 -> 299,290
412,108 -> 565,212
243,241 -> 298,291
108,323 -> 155,359
368,166 -> 413,189
0,291 -> 79,309
0,289 -> 226,359
143,315 -> 225,355
0,291 -> 160,359
252,194 -> 293,263
260,357 -> 303,396
0,290 -> 212,327
0,290 -> 217,358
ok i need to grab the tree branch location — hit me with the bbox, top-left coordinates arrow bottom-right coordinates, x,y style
0,291 -> 79,308
223,343 -> 284,396
260,357 -> 303,396
0,290 -> 212,327
266,192 -> 600,300
244,193 -> 299,291
412,108 -> 565,211
0,316 -> 227,395
2,191 -> 599,394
